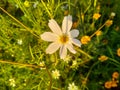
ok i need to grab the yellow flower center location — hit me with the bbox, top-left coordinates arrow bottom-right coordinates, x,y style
59,34 -> 69,44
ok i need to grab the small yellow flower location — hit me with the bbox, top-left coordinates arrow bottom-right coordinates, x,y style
71,60 -> 78,69
80,36 -> 91,44
98,55 -> 108,62
93,13 -> 101,20
52,69 -> 60,79
17,39 -> 23,45
9,78 -> 16,87
110,12 -> 116,17
96,30 -> 102,36
63,55 -> 71,63
68,82 -> 79,90
117,48 -> 120,57
39,61 -> 45,67
111,80 -> 118,87
24,1 -> 30,7
104,81 -> 112,89
105,20 -> 113,27
112,72 -> 119,79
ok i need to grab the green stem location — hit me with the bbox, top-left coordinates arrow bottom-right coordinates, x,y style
109,57 -> 120,65
85,61 -> 100,80
41,0 -> 53,19
77,48 -> 93,59
45,66 -> 52,90
0,7 -> 39,38
0,60 -> 44,68
68,0 -> 71,11
90,22 -> 105,38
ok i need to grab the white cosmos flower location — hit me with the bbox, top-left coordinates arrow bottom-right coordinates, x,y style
41,15 -> 81,59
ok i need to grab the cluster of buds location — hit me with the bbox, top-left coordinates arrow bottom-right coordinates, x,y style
104,72 -> 119,89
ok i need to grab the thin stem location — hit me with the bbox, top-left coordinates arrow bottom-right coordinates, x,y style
109,57 -> 120,65
45,66 -> 52,90
41,0 -> 53,19
77,48 -> 93,59
79,59 -> 91,66
90,22 -> 105,38
85,61 -> 99,81
84,0 -> 91,14
0,7 -> 39,38
0,60 -> 44,68
68,0 -> 71,11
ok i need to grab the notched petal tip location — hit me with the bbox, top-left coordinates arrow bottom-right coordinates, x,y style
72,39 -> 82,47
70,29 -> 79,38
48,19 -> 62,35
62,15 -> 73,33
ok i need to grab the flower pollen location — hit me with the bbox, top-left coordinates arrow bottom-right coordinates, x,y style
59,34 -> 69,44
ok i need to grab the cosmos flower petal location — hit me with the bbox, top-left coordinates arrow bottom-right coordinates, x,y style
59,45 -> 67,59
70,29 -> 79,37
46,42 -> 61,54
66,43 -> 76,54
62,15 -> 72,33
48,19 -> 62,35
72,39 -> 82,47
41,32 -> 57,42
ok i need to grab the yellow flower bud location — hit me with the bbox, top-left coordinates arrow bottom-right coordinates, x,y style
105,20 -> 113,27
98,55 -> 108,62
111,81 -> 118,87
104,81 -> 112,89
112,72 -> 119,79
93,13 -> 101,20
24,1 -> 30,7
96,30 -> 102,36
117,48 -> 120,57
80,36 -> 91,44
